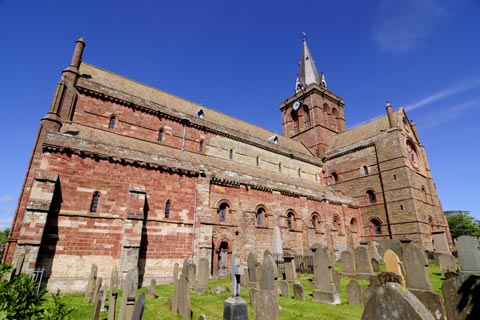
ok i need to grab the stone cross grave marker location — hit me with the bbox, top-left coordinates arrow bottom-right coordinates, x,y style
223,257 -> 248,320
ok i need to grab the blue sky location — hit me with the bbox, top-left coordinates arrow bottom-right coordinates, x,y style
1,0 -> 479,230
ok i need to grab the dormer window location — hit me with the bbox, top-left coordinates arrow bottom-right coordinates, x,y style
195,108 -> 205,119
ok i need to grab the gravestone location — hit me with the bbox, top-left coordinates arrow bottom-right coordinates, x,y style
383,249 -> 405,286
455,235 -> 480,274
254,253 -> 279,320
383,239 -> 403,260
364,272 -> 403,305
12,253 -> 25,278
148,278 -> 158,298
362,283 -> 434,320
354,246 -> 375,279
280,280 -> 290,297
99,287 -> 107,312
293,282 -> 305,300
132,292 -> 145,320
312,245 -> 340,304
442,274 -> 480,320
178,259 -> 192,320
223,257 -> 248,320
118,269 -> 138,320
438,254 -> 456,274
347,280 -> 363,306
212,285 -> 227,295
92,283 -> 103,320
85,264 -> 98,303
403,244 -> 445,320
188,262 -> 197,289
247,252 -> 258,286
108,267 -> 119,320
173,262 -> 180,284
195,257 -> 209,294
92,277 -> 103,309
198,315 -> 207,320
272,226 -> 283,255
283,254 -> 297,283
371,258 -> 379,272
172,263 -> 181,314
341,250 -> 355,277
371,240 -> 384,263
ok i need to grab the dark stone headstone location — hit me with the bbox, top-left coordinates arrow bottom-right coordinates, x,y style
442,274 -> 480,320
223,296 -> 248,320
362,283 -> 434,320
132,292 -> 145,320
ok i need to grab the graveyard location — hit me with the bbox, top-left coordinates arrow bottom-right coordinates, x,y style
20,236 -> 477,319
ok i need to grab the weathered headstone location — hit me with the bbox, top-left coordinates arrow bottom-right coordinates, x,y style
92,283 -> 104,320
371,240 -> 384,263
455,235 -> 480,274
280,280 -> 290,298
362,283 -> 435,320
108,267 -> 119,320
223,257 -> 248,320
92,277 -> 103,309
347,280 -> 363,306
283,254 -> 297,283
118,269 -> 138,320
212,285 -> 227,295
293,282 -> 305,300
312,245 -> 340,304
132,292 -> 145,320
364,272 -> 403,305
178,259 -> 192,320
254,253 -> 279,320
85,264 -> 98,303
354,246 -> 375,279
442,274 -> 480,320
188,262 -> 197,289
438,254 -> 456,274
195,257 -> 209,294
272,226 -> 283,255
173,262 -> 179,284
383,238 -> 403,260
371,258 -> 379,272
148,278 -> 158,298
383,249 -> 405,286
403,244 -> 445,320
341,250 -> 356,277
247,252 -> 258,287
99,287 -> 107,312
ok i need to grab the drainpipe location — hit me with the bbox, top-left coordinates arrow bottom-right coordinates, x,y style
373,144 -> 393,239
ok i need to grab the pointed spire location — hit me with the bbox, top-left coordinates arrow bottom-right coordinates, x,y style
295,33 -> 324,92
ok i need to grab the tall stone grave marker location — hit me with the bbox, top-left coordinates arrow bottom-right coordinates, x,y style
347,280 -> 363,306
312,245 -> 340,304
178,259 -> 192,320
341,250 -> 355,277
188,262 -> 197,289
254,253 -> 279,320
247,252 -> 258,287
455,235 -> 480,274
92,281 -> 104,320
283,253 -> 297,283
108,267 -> 119,320
195,257 -> 209,294
223,257 -> 248,320
354,246 -> 375,279
118,269 -> 138,320
403,244 -> 445,320
85,264 -> 98,303
383,249 -> 405,286
132,292 -> 145,320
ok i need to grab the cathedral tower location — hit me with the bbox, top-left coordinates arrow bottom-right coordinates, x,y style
280,36 -> 345,157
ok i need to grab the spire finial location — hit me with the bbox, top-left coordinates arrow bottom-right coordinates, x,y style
302,32 -> 307,42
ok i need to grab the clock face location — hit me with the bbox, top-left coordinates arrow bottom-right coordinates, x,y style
406,140 -> 420,168
292,100 -> 301,111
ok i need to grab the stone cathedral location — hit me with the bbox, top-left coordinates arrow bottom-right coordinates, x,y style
3,38 -> 452,291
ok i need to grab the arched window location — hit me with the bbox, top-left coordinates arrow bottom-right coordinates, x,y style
371,219 -> 382,235
278,163 -> 282,173
332,108 -> 339,130
428,215 -> 434,232
366,189 -> 376,204
287,211 -> 295,229
90,191 -> 100,213
256,208 -> 265,226
229,149 -> 233,160
298,168 -> 301,178
363,165 -> 369,175
218,202 -> 229,223
303,105 -> 311,128
165,199 -> 171,218
333,215 -> 340,229
199,140 -> 204,152
256,156 -> 259,167
331,172 -> 338,183
421,185 -> 428,202
108,116 -> 116,130
158,129 -> 164,142
323,103 -> 330,126
311,213 -> 320,231
291,110 -> 299,134
350,218 -> 357,232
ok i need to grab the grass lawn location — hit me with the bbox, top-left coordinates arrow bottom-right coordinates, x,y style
48,263 -> 446,319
